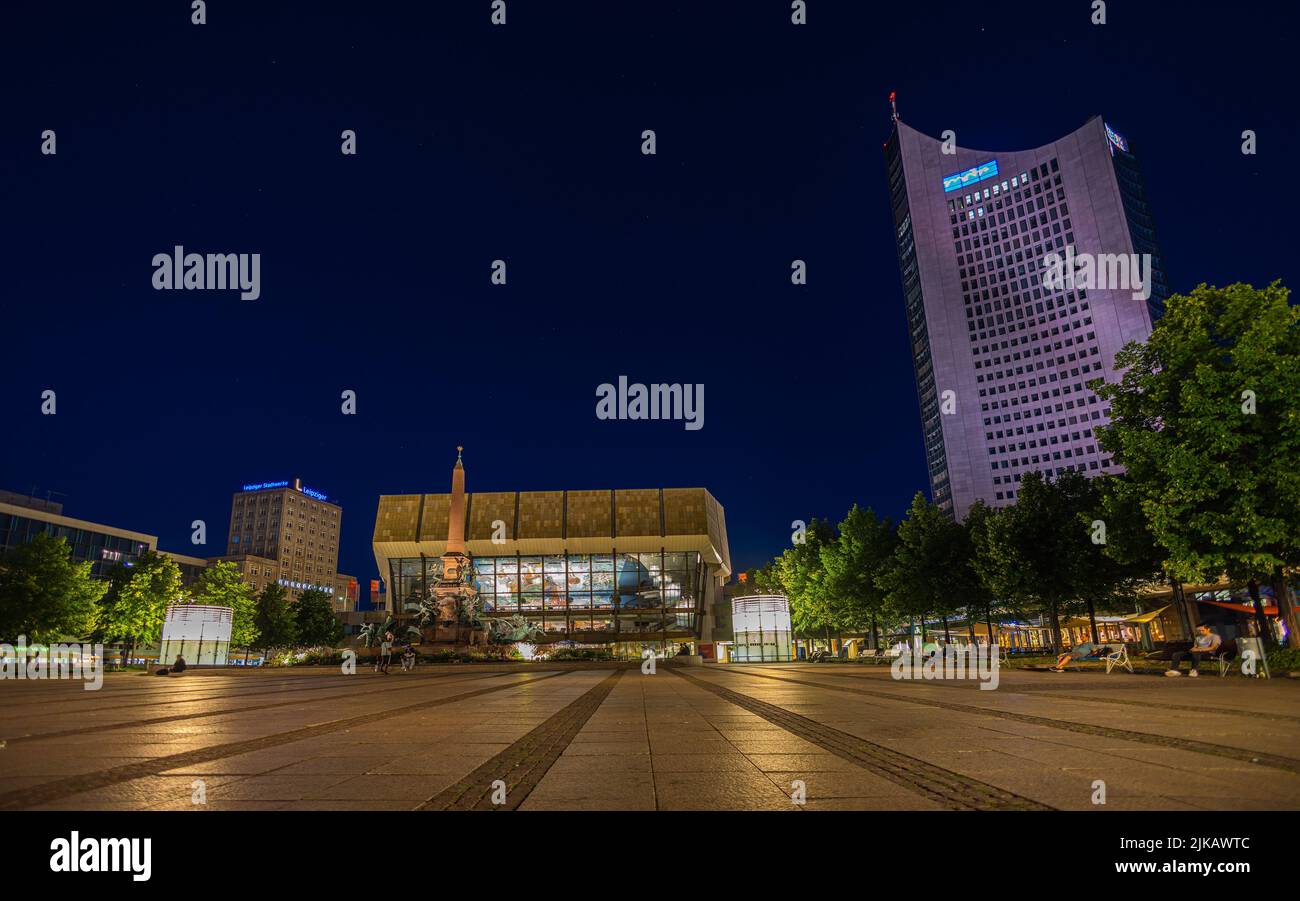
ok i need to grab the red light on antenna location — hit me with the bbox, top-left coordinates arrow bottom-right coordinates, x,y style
888,91 -> 896,102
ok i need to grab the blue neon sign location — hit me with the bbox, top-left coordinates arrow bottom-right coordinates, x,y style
1104,122 -> 1128,153
943,159 -> 1000,193
242,481 -> 289,492
301,486 -> 327,501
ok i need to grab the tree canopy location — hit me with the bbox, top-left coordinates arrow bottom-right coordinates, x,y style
1097,282 -> 1300,645
0,534 -> 106,642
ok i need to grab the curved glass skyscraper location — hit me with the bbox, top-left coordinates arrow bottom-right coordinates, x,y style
884,115 -> 1167,519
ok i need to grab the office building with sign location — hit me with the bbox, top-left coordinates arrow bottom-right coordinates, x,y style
372,451 -> 732,651
225,479 -> 357,610
884,113 -> 1168,519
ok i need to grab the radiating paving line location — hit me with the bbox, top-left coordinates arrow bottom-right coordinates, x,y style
0,664 -> 599,719
778,665 -> 1300,724
418,669 -> 625,811
0,670 -> 569,811
712,666 -> 1300,775
668,667 -> 1051,811
0,671 -> 349,707
0,674 -> 425,721
0,670 -> 509,744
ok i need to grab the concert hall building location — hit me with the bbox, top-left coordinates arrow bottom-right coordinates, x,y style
884,112 -> 1168,519
371,452 -> 732,652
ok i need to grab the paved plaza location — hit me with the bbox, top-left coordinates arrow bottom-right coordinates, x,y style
1,662 -> 1298,811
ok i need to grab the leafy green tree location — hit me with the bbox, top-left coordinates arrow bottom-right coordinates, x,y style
821,505 -> 895,649
1097,282 -> 1300,647
1068,474 -> 1161,644
0,534 -> 107,642
963,501 -> 1003,643
875,493 -> 965,643
293,588 -> 343,648
975,472 -> 1100,654
253,582 -> 297,659
97,551 -> 182,666
743,563 -> 782,595
188,561 -> 258,656
1092,475 -> 1180,638
776,519 -> 837,643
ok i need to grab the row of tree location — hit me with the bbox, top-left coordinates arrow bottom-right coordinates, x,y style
0,536 -> 343,660
751,282 -> 1300,652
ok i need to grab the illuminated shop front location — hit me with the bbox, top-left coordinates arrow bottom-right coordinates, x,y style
730,594 -> 794,662
372,452 -> 731,647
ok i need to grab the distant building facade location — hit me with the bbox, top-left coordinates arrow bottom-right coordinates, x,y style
1,491 -> 157,579
224,479 -> 355,611
372,451 -> 732,650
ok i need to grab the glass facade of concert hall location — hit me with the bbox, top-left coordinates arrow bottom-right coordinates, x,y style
387,550 -> 704,635
373,483 -> 731,646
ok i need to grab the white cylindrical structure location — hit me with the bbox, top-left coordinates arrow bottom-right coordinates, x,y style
159,605 -> 234,666
730,594 -> 793,662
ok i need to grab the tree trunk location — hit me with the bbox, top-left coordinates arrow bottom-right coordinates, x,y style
1085,597 -> 1099,645
941,614 -> 951,644
1246,579 -> 1273,648
985,603 -> 995,651
870,612 -> 878,650
1170,580 -> 1193,640
1047,601 -> 1063,655
1270,566 -> 1300,650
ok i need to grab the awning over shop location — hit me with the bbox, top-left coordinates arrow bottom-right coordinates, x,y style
1126,606 -> 1169,625
1197,599 -> 1278,616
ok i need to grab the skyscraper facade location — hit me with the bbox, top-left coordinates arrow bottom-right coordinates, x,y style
884,115 -> 1167,519
225,479 -> 356,610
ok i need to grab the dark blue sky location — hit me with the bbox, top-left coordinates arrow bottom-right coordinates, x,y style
3,1 -> 1295,600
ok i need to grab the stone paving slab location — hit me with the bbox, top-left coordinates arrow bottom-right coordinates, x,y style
3,662 -> 1297,810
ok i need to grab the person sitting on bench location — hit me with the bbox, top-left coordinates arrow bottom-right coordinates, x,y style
1166,625 -> 1221,677
1050,641 -> 1100,672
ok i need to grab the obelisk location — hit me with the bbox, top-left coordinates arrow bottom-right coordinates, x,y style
434,446 -> 470,625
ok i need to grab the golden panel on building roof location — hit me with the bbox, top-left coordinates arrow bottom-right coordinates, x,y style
468,492 -> 516,540
418,494 -> 451,542
616,489 -> 661,538
566,489 -> 613,538
373,496 -> 420,542
663,488 -> 708,535
518,491 -> 564,539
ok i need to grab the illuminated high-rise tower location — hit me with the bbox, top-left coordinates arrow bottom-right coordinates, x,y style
884,110 -> 1167,519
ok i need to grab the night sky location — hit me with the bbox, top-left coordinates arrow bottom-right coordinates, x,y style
3,1 -> 1296,603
